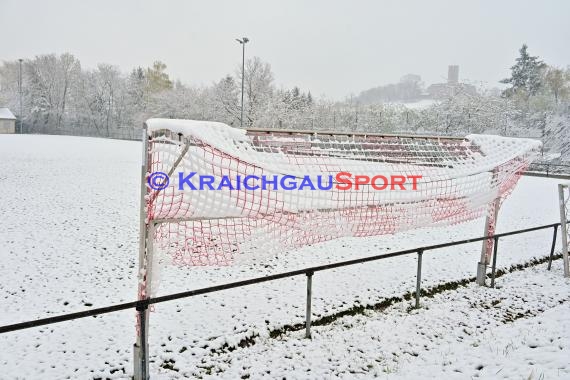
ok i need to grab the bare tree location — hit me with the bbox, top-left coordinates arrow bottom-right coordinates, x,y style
237,57 -> 274,126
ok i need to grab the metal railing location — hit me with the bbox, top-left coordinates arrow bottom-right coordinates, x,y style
527,162 -> 570,179
0,221 -> 563,340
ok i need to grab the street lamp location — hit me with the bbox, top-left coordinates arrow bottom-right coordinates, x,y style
236,37 -> 249,128
18,58 -> 23,134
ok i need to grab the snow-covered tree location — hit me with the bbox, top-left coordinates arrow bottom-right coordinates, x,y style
239,57 -> 274,127
212,75 -> 240,125
501,44 -> 546,100
0,60 -> 24,115
126,67 -> 147,114
77,64 -> 125,136
16,53 -> 82,132
145,61 -> 173,93
543,66 -> 570,104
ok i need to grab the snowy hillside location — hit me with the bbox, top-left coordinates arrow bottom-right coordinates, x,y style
0,134 -> 568,379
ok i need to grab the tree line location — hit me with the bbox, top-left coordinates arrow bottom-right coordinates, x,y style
0,45 -> 568,160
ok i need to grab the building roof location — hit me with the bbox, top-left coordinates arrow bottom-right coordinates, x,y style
0,108 -> 16,120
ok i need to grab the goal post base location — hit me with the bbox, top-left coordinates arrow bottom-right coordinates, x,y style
133,341 -> 149,380
476,261 -> 488,286
133,343 -> 140,379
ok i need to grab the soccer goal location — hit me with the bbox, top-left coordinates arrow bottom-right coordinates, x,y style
558,183 -> 570,277
133,118 -> 541,379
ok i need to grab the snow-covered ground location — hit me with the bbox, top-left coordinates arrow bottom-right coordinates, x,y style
205,263 -> 570,379
0,134 -> 568,379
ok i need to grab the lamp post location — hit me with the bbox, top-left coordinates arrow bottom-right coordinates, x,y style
236,37 -> 249,128
18,58 -> 23,134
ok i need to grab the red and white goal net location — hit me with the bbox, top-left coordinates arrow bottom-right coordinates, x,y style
142,119 -> 541,267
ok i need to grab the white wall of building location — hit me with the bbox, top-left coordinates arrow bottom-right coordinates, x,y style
0,119 -> 16,133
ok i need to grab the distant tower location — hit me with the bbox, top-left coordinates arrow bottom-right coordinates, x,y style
448,65 -> 459,84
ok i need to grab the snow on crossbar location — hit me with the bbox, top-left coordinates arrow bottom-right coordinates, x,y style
143,118 -> 541,266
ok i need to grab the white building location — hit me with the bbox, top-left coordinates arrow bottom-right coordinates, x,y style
0,108 -> 16,134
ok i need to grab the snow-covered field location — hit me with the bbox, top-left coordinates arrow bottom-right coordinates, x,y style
0,134 -> 568,379
210,263 -> 570,379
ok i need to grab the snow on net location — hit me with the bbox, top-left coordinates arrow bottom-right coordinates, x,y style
144,118 -> 541,266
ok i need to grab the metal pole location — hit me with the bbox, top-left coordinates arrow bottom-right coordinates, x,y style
134,124 -> 150,380
241,41 -> 245,128
415,250 -> 423,309
236,37 -> 248,128
547,225 -> 558,271
490,236 -> 499,288
137,303 -> 149,380
305,271 -> 313,339
558,184 -> 570,277
140,223 -> 155,379
18,58 -> 23,134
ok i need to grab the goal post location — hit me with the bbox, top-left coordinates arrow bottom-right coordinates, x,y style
134,123 -> 151,380
133,118 -> 541,378
477,194 -> 501,285
558,183 -> 570,277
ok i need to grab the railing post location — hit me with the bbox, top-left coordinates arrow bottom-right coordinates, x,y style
415,250 -> 423,309
547,225 -> 558,271
558,184 -> 570,277
305,271 -> 313,339
490,236 -> 499,288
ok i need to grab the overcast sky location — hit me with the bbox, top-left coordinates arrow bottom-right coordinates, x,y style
1,0 -> 569,100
